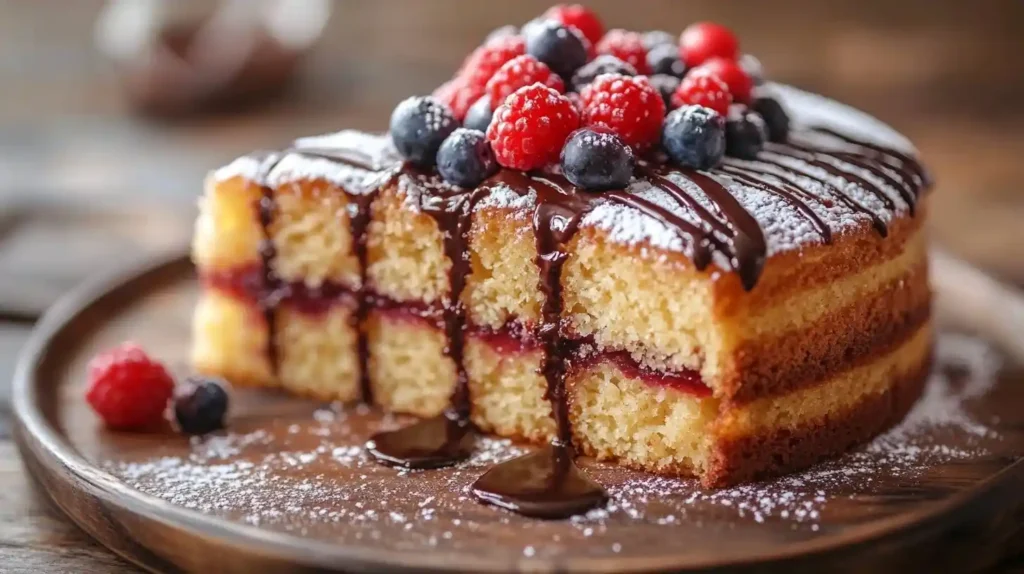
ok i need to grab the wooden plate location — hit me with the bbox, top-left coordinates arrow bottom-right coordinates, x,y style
12,251 -> 1024,573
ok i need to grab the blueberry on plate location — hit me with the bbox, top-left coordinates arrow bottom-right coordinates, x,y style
561,127 -> 636,191
661,105 -> 727,170
570,55 -> 637,92
437,128 -> 499,188
463,95 -> 494,133
389,95 -> 459,167
646,43 -> 687,78
752,96 -> 790,143
648,74 -> 682,109
524,20 -> 589,81
174,377 -> 230,436
726,105 -> 768,160
642,30 -> 676,50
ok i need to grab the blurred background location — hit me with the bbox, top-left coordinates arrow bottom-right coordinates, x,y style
0,1 -> 1022,569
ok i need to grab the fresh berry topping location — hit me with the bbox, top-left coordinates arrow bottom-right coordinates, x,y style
694,56 -> 753,104
595,29 -> 650,75
438,128 -> 499,187
671,69 -> 733,115
432,77 -> 480,122
580,74 -> 666,151
524,20 -> 589,81
648,74 -> 681,108
85,342 -> 174,430
460,35 -> 527,99
646,43 -> 687,78
661,105 -> 727,170
752,96 -> 790,142
485,25 -> 520,45
463,95 -> 494,132
739,54 -> 765,86
486,55 -> 564,107
389,96 -> 459,167
641,30 -> 676,50
569,55 -> 636,91
487,84 -> 580,170
543,4 -> 605,47
173,377 -> 230,436
679,22 -> 740,68
725,105 -> 768,159
561,127 -> 635,191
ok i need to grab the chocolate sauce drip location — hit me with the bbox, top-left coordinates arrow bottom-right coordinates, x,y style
253,152 -> 287,374
810,127 -> 930,190
718,164 -> 833,243
640,165 -> 767,290
471,172 -> 608,518
746,156 -> 890,237
237,123 -> 927,518
367,175 -> 488,468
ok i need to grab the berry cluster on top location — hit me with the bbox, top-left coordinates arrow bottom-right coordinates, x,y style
389,4 -> 791,192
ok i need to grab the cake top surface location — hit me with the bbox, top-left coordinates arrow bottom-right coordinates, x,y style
212,83 -> 926,272
209,12 -> 930,288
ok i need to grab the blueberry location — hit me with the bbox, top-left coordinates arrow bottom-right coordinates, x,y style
648,74 -> 681,109
524,20 -> 589,81
570,55 -> 637,92
437,129 -> 499,188
174,378 -> 229,435
725,105 -> 768,160
752,96 -> 790,142
661,105 -> 727,170
561,128 -> 635,191
463,96 -> 494,133
389,96 -> 459,167
646,43 -> 686,78
642,30 -> 676,50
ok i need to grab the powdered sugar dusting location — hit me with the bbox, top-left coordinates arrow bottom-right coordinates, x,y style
102,333 -> 1012,560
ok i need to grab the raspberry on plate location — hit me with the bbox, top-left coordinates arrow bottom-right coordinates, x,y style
579,73 -> 666,152
679,22 -> 739,68
486,55 -> 564,108
486,83 -> 580,170
85,342 -> 174,430
595,29 -> 650,75
694,56 -> 754,104
671,69 -> 733,115
543,3 -> 605,46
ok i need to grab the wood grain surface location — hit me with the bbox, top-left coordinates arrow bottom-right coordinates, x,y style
1,0 -> 1023,571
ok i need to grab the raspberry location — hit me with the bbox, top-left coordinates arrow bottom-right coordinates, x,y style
595,29 -> 650,75
543,4 -> 605,46
695,57 -> 753,104
486,55 -> 564,108
579,74 -> 666,151
486,84 -> 580,170
679,22 -> 740,68
432,77 -> 481,122
448,35 -> 526,119
671,70 -> 733,115
85,342 -> 174,430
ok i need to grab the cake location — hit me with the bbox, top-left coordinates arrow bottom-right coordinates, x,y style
191,7 -> 930,516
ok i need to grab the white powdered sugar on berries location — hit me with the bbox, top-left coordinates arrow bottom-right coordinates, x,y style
105,334 -> 1007,558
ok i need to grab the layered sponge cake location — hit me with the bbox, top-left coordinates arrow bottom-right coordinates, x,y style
192,11 -> 930,493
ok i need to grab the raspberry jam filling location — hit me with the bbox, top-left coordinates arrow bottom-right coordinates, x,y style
202,268 -> 711,397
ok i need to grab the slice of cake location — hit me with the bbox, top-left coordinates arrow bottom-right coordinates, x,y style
192,8 -> 930,511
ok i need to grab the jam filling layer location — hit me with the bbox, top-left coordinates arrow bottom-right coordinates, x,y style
201,269 -> 712,398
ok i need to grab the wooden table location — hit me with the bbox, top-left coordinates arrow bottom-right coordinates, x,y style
1,1 -> 1022,571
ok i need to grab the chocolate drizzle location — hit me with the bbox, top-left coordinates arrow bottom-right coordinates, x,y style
238,120 -> 929,518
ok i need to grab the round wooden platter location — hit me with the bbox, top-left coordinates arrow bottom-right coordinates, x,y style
12,251 -> 1024,574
